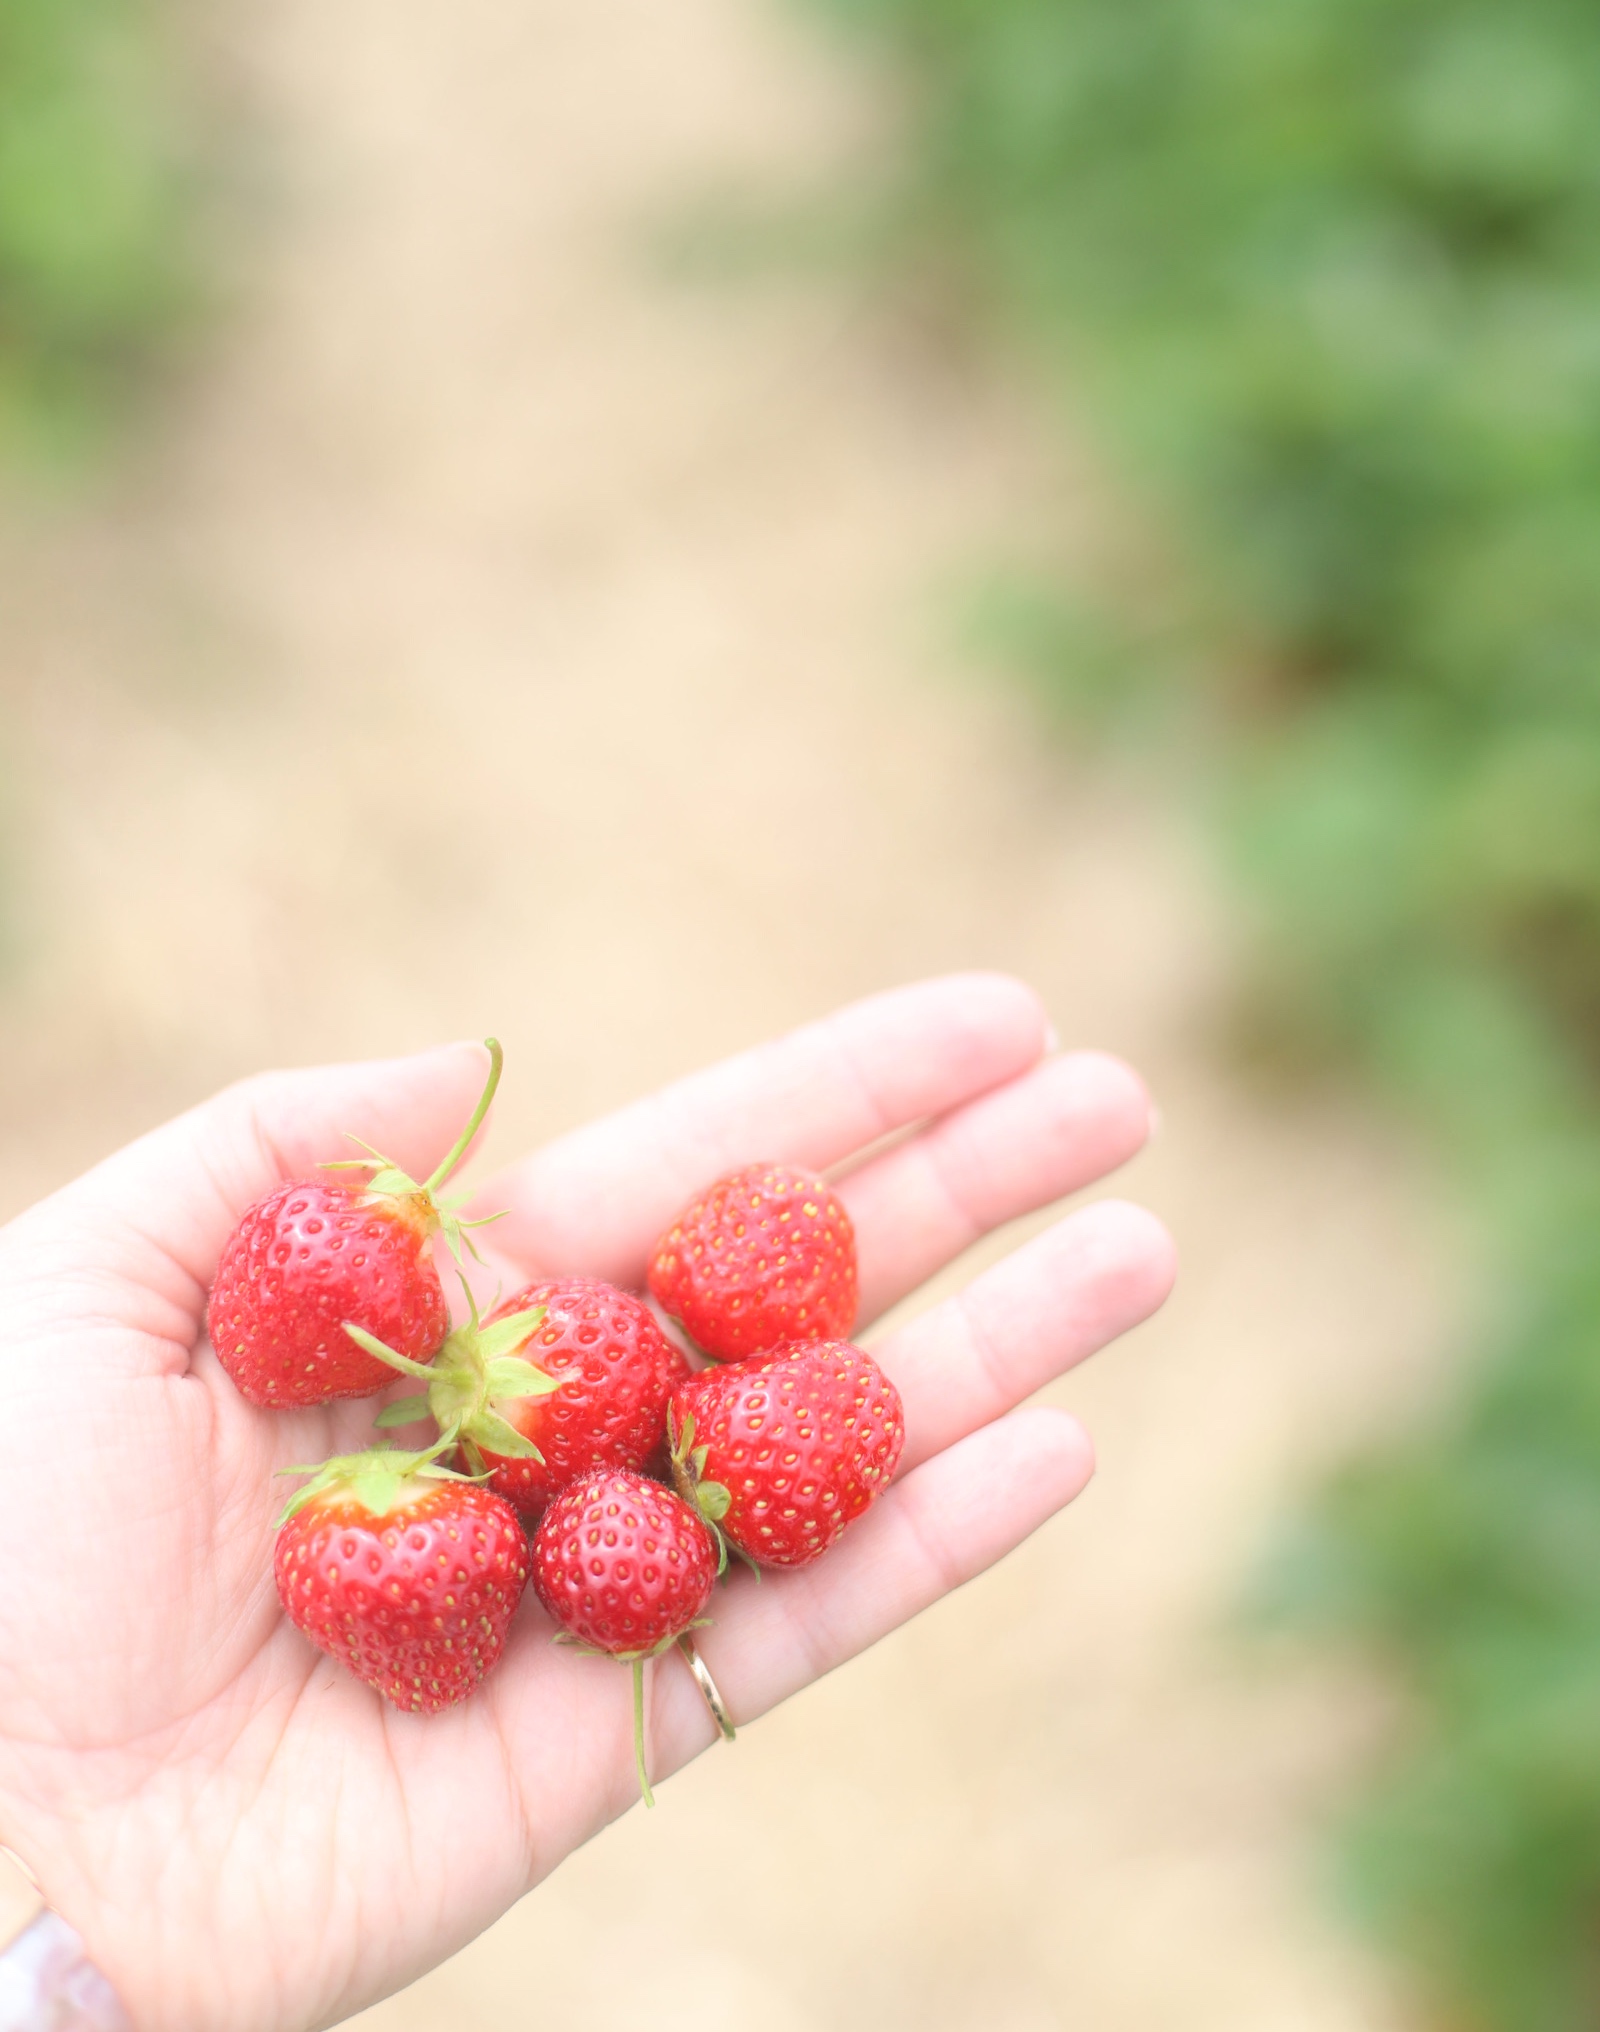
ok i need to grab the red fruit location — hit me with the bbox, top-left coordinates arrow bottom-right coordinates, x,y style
274,1446 -> 530,1713
470,1280 -> 689,1516
669,1340 -> 904,1568
532,1468 -> 717,1656
210,1180 -> 449,1406
647,1162 -> 857,1361
532,1468 -> 718,1805
207,1039 -> 505,1408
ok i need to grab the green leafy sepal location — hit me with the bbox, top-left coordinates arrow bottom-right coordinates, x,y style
350,1278 -> 559,1462
668,1403 -> 741,1576
274,1433 -> 472,1528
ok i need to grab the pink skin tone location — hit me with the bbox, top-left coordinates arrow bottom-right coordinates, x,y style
0,974 -> 1174,2032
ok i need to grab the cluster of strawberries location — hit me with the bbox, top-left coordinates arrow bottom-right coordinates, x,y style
206,1043 -> 904,1801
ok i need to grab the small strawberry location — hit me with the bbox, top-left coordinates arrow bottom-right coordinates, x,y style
531,1467 -> 718,1804
208,1039 -> 506,1407
647,1161 -> 858,1362
274,1441 -> 530,1713
464,1280 -> 688,1516
668,1340 -> 904,1569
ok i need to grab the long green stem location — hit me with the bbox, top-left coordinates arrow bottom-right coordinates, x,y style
423,1038 -> 504,1196
632,1658 -> 655,1809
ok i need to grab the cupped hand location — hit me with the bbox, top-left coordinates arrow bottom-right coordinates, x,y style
0,975 -> 1173,2032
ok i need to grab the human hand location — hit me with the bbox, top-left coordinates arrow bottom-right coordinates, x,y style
0,974 -> 1173,2032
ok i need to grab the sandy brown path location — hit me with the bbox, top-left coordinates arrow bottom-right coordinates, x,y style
0,1 -> 1445,2025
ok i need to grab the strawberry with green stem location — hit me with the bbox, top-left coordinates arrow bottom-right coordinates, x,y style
208,1039 -> 508,1408
469,1280 -> 687,1516
366,1277 -> 687,1516
530,1468 -> 718,1805
274,1435 -> 530,1713
668,1341 -> 905,1569
351,1280 -> 560,1469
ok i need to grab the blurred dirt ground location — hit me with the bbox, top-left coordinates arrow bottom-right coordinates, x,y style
0,0 -> 1450,2025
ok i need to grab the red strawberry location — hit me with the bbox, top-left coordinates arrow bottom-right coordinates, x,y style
359,1279 -> 685,1517
668,1340 -> 904,1569
274,1443 -> 530,1713
210,1180 -> 448,1406
647,1162 -> 858,1362
531,1467 -> 717,1804
468,1280 -> 688,1516
208,1039 -> 505,1407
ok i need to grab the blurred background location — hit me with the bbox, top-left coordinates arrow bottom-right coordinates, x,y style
3,0 -> 1594,2026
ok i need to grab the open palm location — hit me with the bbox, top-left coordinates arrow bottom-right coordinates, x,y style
0,976 -> 1172,2032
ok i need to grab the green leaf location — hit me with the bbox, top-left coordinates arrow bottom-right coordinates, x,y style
484,1355 -> 560,1402
468,1412 -> 542,1460
357,1463 -> 405,1514
273,1458 -> 345,1526
478,1305 -> 548,1363
692,1445 -> 710,1478
321,1137 -> 389,1176
323,1137 -> 424,1200
342,1322 -> 437,1382
374,1396 -> 433,1428
697,1480 -> 732,1523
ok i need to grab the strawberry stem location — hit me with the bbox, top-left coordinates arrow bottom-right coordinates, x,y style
422,1038 -> 504,1198
632,1657 -> 655,1809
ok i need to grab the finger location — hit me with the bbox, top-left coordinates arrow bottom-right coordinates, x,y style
843,1049 -> 1152,1325
876,1198 -> 1176,1475
61,1041 -> 496,1299
480,973 -> 1049,1286
650,1406 -> 1094,1774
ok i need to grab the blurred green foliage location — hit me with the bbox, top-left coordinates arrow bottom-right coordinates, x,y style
807,0 -> 1600,2022
0,0 -> 186,459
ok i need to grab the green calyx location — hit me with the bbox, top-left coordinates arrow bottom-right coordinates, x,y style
353,1277 -> 559,1463
275,1432 -> 470,1527
551,1618 -> 712,1668
666,1403 -> 733,1577
322,1036 -> 509,1265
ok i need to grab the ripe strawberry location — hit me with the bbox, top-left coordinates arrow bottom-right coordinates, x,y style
467,1280 -> 688,1516
274,1443 -> 530,1713
531,1467 -> 717,1804
668,1340 -> 904,1569
208,1039 -> 505,1407
359,1279 -> 685,1516
647,1161 -> 858,1361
